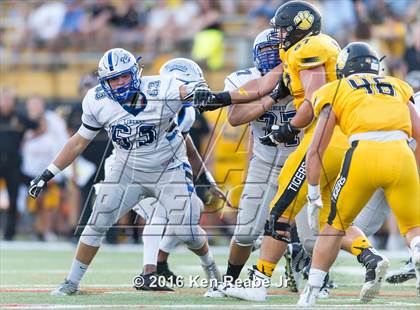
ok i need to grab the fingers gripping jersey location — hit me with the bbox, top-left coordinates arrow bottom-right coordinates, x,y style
78,75 -> 188,171
280,33 -> 341,109
224,67 -> 300,167
312,74 -> 414,137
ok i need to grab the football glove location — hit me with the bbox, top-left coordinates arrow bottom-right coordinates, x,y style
259,123 -> 300,146
193,89 -> 232,113
193,87 -> 215,113
269,77 -> 290,102
307,195 -> 323,235
28,169 -> 54,198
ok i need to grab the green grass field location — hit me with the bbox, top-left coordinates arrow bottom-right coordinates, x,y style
1,241 -> 418,309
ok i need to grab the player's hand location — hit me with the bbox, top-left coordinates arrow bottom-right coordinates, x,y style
269,77 -> 290,102
208,185 -> 233,208
259,123 -> 300,146
307,195 -> 323,235
28,169 -> 54,198
193,87 -> 215,113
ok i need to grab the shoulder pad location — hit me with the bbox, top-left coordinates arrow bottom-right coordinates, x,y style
291,35 -> 338,70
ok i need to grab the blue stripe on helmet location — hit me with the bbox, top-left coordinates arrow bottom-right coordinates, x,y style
107,51 -> 114,71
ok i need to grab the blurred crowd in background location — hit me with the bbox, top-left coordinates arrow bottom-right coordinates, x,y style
0,0 -> 419,249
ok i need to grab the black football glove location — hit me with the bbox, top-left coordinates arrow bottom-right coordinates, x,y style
28,169 -> 54,198
193,88 -> 232,113
259,123 -> 300,146
193,87 -> 215,113
269,77 -> 290,102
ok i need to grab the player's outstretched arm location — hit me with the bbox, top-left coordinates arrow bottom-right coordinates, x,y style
227,96 -> 276,127
193,65 -> 284,113
28,132 -> 91,198
229,64 -> 283,103
306,104 -> 336,186
305,104 -> 336,233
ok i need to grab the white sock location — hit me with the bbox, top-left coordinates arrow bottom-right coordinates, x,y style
142,216 -> 167,266
410,236 -> 420,251
199,250 -> 214,267
67,259 -> 88,284
308,268 -> 327,288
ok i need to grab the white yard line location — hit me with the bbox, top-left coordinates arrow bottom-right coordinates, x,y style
1,303 -> 419,309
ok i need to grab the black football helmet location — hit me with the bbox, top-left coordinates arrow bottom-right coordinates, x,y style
336,42 -> 380,79
270,0 -> 321,50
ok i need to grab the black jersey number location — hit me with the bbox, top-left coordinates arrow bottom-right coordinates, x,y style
348,77 -> 395,96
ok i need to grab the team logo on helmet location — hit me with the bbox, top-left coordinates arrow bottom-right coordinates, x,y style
336,49 -> 349,70
294,10 -> 314,31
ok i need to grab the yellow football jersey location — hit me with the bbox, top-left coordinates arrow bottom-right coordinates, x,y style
313,74 -> 414,137
280,33 -> 341,110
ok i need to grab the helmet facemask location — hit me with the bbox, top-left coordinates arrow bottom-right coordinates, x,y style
253,29 -> 281,75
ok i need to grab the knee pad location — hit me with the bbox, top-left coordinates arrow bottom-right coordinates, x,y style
233,225 -> 260,247
183,225 -> 207,250
264,219 -> 291,243
79,225 -> 106,247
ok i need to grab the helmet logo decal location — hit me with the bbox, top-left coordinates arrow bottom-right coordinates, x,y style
294,10 -> 314,30
120,54 -> 131,64
337,49 -> 349,70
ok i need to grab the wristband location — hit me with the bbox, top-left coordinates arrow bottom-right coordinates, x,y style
308,184 -> 320,201
47,164 -> 61,176
214,91 -> 232,107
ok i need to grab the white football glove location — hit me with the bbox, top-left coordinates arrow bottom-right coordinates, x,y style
306,195 -> 323,235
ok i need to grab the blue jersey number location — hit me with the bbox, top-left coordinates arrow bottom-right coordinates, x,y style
111,123 -> 156,150
257,112 -> 277,135
257,110 -> 299,147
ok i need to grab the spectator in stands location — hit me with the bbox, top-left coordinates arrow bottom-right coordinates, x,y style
192,0 -> 224,70
82,0 -> 114,50
320,0 -> 357,46
21,95 -> 68,241
25,1 -> 67,49
0,87 -> 39,240
109,0 -> 144,49
57,0 -> 86,48
403,22 -> 420,74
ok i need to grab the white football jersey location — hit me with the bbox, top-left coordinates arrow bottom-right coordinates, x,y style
78,75 -> 188,172
177,103 -> 195,134
224,67 -> 300,167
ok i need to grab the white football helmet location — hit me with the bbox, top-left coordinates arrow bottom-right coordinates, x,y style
253,29 -> 281,75
159,58 -> 204,83
97,48 -> 142,104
